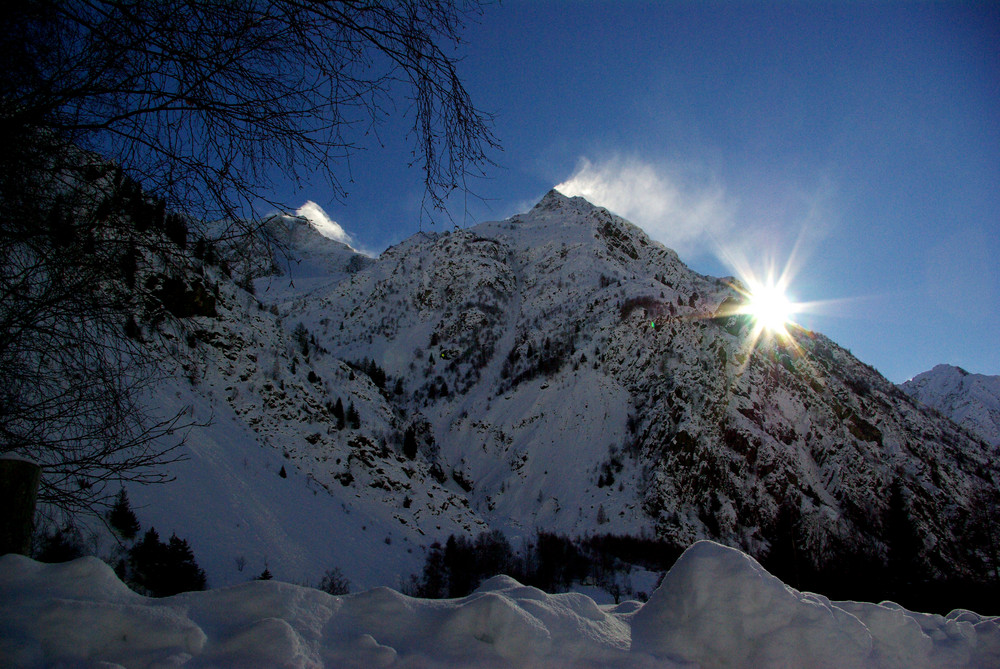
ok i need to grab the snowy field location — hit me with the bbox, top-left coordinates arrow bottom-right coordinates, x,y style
2,541 -> 997,668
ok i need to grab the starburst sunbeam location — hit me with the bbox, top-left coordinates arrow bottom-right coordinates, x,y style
712,244 -> 813,369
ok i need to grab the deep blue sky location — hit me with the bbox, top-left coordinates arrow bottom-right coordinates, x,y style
280,1 -> 999,384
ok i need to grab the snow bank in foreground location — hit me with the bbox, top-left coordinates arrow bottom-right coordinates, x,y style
2,541 -> 997,668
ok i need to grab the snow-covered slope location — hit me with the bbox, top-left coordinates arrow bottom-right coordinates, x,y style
274,189 -> 999,581
89,220 -> 486,590
253,213 -> 373,297
2,541 -> 998,668
107,189 -> 999,594
899,364 -> 1000,447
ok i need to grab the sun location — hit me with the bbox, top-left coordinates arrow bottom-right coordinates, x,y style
746,282 -> 795,334
713,238 -> 824,357
725,272 -> 802,345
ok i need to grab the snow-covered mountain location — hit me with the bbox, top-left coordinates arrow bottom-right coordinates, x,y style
122,248 -> 485,591
899,364 -> 1000,447
112,190 -> 999,598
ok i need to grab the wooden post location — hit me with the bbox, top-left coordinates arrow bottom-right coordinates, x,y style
0,458 -> 41,556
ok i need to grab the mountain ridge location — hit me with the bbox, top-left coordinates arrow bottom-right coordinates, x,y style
105,190 -> 999,601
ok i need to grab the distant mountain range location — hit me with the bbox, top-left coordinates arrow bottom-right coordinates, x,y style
899,364 -> 1000,447
105,190 -> 999,605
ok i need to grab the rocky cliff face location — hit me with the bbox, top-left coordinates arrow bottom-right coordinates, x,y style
132,190 -> 999,588
263,190 -> 997,579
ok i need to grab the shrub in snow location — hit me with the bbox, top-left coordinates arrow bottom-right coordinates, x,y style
319,567 -> 351,595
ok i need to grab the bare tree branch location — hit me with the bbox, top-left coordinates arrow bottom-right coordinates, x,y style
0,1 -> 497,520
1,0 -> 498,226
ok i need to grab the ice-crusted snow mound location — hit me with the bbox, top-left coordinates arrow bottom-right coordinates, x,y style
2,542 -> 998,668
632,542 -> 998,667
632,540 -> 873,666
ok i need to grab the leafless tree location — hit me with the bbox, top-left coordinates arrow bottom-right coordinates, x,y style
1,0 -> 498,226
0,144 -> 194,517
0,0 -> 496,518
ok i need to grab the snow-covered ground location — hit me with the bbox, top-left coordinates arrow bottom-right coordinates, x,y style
2,541 -> 997,668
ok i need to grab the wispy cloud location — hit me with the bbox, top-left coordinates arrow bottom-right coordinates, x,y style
554,155 -> 735,259
554,154 -> 846,334
296,201 -> 353,246
555,155 -> 837,297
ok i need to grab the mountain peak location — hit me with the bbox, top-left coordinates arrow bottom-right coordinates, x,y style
899,364 -> 1000,446
531,188 -> 602,215
535,188 -> 571,209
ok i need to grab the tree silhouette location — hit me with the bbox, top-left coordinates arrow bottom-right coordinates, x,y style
332,398 -> 346,430
403,427 -> 418,460
319,567 -> 351,595
0,1 -> 496,521
0,0 -> 498,223
107,488 -> 141,540
884,479 -> 925,592
128,527 -> 207,597
346,403 -> 360,429
0,174 -> 189,516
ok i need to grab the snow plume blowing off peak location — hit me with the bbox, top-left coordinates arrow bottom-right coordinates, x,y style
296,200 -> 354,247
555,155 -> 734,258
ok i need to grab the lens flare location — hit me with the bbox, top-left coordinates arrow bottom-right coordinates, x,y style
712,226 -> 861,372
745,279 -> 796,335
714,244 -> 810,366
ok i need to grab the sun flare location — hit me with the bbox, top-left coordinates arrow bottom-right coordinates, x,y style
746,282 -> 795,333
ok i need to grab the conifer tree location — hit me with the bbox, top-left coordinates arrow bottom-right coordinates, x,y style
128,527 -> 207,596
332,398 -> 345,430
418,542 -> 448,598
346,403 -> 360,429
403,427 -> 418,460
293,322 -> 310,356
129,528 -> 167,594
107,488 -> 141,540
885,480 -> 925,589
163,534 -> 207,594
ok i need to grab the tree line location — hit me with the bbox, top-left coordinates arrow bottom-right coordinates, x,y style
405,529 -> 686,604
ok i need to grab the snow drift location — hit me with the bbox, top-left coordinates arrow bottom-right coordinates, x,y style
2,541 -> 997,668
